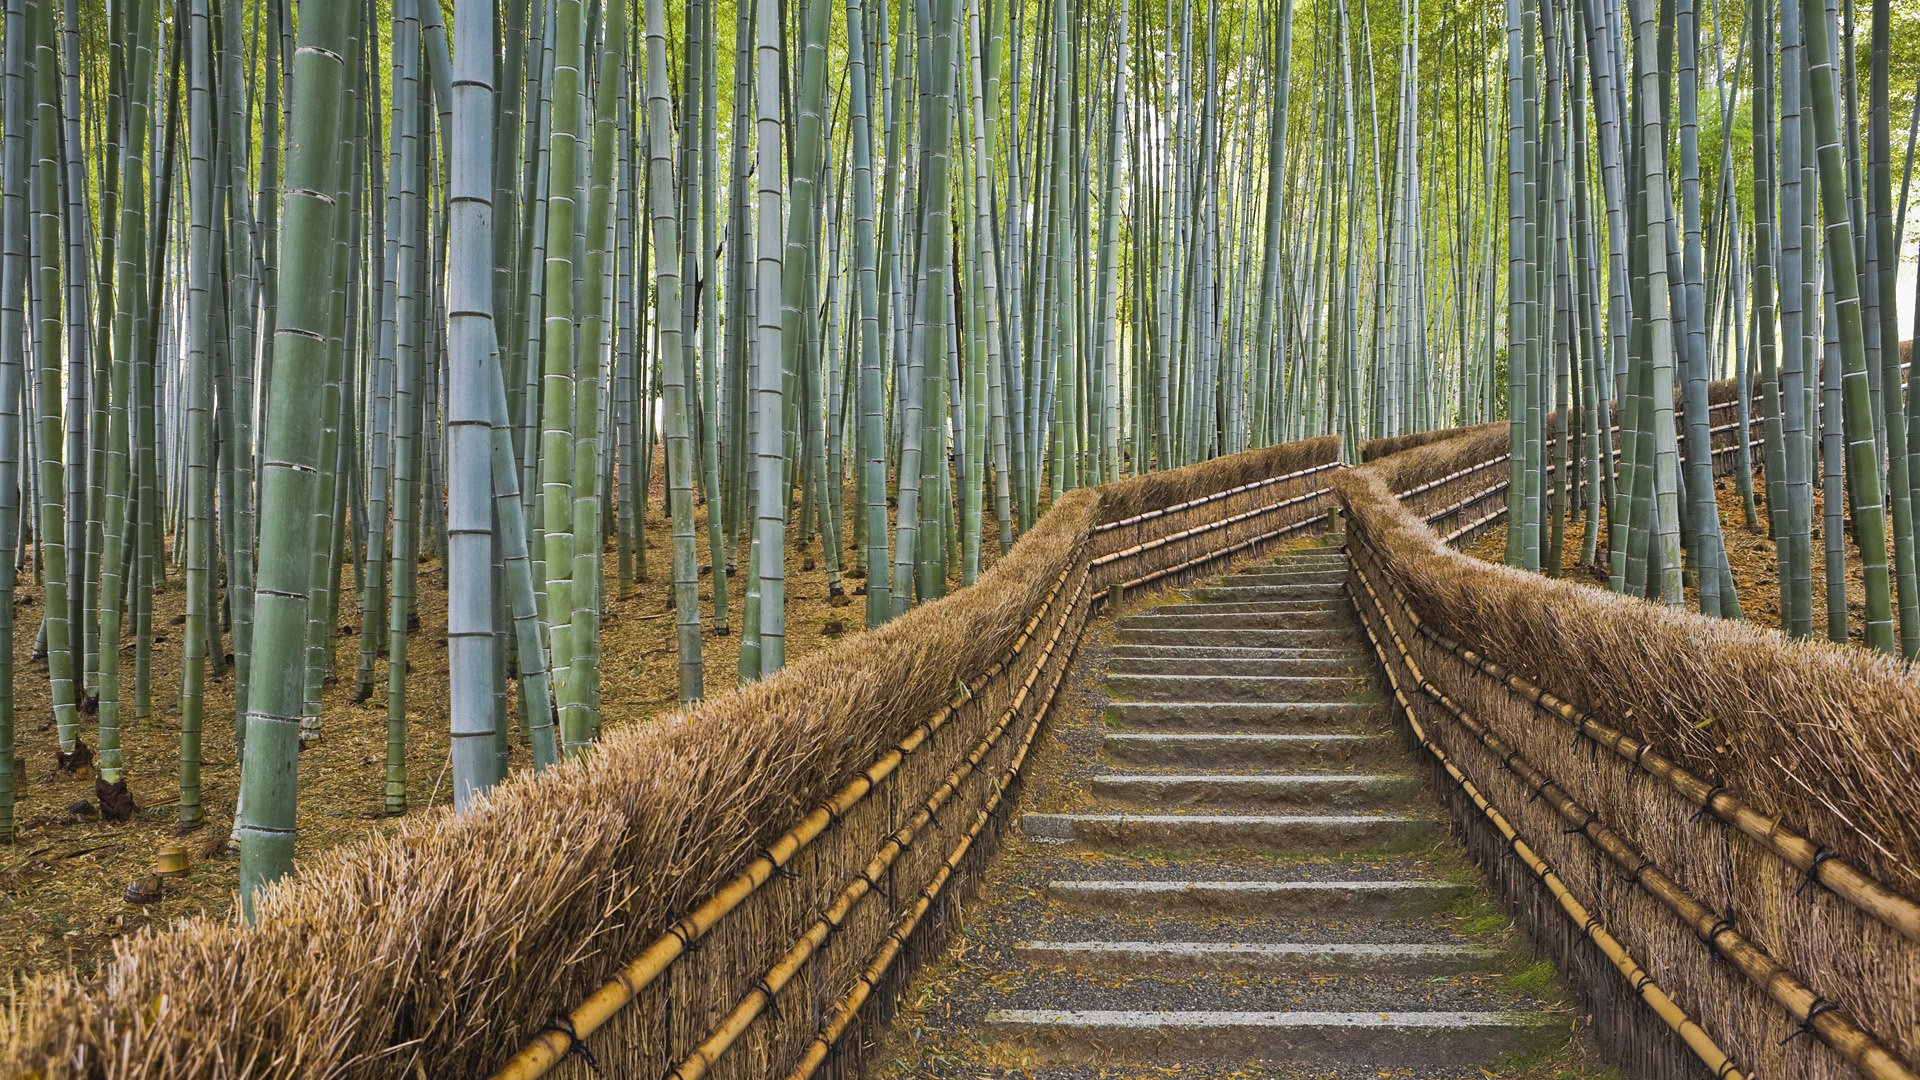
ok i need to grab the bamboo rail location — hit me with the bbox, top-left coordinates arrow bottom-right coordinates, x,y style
492,440 -> 1343,1078
1409,618 -> 1920,944
1092,460 -> 1340,534
1345,545 -> 1745,1080
783,554 -> 1089,1080
491,549 -> 1086,1079
1347,520 -> 1920,1080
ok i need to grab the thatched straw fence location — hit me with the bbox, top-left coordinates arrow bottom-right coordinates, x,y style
0,437 -> 1341,1080
1337,453 -> 1920,1080
1378,384 -> 1755,544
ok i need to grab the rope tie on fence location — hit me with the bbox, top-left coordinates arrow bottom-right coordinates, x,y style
1624,856 -> 1655,887
1796,848 -> 1838,897
1697,915 -> 1736,951
1690,786 -> 1726,824
1563,809 -> 1601,836
537,1014 -> 599,1075
666,920 -> 703,954
1780,1000 -> 1838,1045
1628,742 -> 1653,780
756,977 -> 784,1023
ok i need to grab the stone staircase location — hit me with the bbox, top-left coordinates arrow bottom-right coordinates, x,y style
871,538 -> 1592,1079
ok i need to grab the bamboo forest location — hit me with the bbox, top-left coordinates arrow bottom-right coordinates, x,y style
1,0 -> 1920,1073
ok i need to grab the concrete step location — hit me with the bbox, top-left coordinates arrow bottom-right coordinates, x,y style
1043,878 -> 1472,917
983,1009 -> 1564,1069
1090,772 -> 1422,811
1104,672 -> 1374,704
1219,569 -> 1348,587
1183,589 -> 1354,609
1107,655 -> 1367,678
1014,940 -> 1505,976
1101,732 -> 1397,769
1110,643 -> 1360,661
1021,812 -> 1437,852
1115,626 -> 1361,648
1118,610 -> 1354,632
1174,581 -> 1348,602
1102,701 -> 1388,732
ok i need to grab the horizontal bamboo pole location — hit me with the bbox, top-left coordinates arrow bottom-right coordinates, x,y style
1351,537 -> 1920,1080
783,564 -> 1088,1080
1092,486 -> 1330,569
1412,618 -> 1920,945
1093,460 -> 1340,533
1106,510 -> 1332,599
489,550 -> 1086,1079
666,564 -> 1085,1080
1344,544 -> 1746,1080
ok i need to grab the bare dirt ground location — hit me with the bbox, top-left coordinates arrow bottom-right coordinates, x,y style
0,462 -> 918,985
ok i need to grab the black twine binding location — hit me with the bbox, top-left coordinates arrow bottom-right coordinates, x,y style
1692,786 -> 1726,823
1563,809 -> 1601,836
1628,743 -> 1653,781
542,1014 -> 602,1075
757,978 -> 785,1023
1715,1060 -> 1741,1078
1698,916 -> 1736,951
1796,848 -> 1839,897
1780,1000 -> 1837,1045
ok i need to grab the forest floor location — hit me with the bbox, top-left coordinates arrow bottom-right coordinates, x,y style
1462,472 -> 1882,639
0,461 -> 936,986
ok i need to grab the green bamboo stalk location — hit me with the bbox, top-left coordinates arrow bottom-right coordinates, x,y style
236,0 -> 354,912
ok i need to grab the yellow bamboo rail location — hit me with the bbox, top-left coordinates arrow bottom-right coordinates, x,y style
782,556 -> 1088,1080
1345,545 -> 1744,1080
665,563 -> 1087,1080
1392,567 -> 1920,945
489,549 -> 1086,1080
1092,460 -> 1340,534
1350,534 -> 1920,1080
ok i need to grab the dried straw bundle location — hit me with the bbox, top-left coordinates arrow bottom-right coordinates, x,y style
1337,466 -> 1920,1077
1,492 -> 1099,1078
1,431 -> 1349,1080
1095,435 -> 1340,522
1335,467 -> 1920,893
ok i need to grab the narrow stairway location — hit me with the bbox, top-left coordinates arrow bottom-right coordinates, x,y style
872,536 -> 1594,1079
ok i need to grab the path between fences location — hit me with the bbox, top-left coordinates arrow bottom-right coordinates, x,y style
869,536 -> 1589,1078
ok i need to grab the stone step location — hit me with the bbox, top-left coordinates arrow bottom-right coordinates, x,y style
1104,672 -> 1374,704
1180,590 -> 1355,610
1110,643 -> 1360,661
1043,878 -> 1472,917
1115,626 -> 1360,648
1117,611 -> 1354,632
983,1009 -> 1564,1069
1219,569 -> 1348,587
1107,655 -> 1367,678
1103,701 -> 1388,732
1101,732 -> 1398,769
1090,772 -> 1422,811
1020,812 -> 1436,852
1014,940 -> 1505,976
1177,581 -> 1348,601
